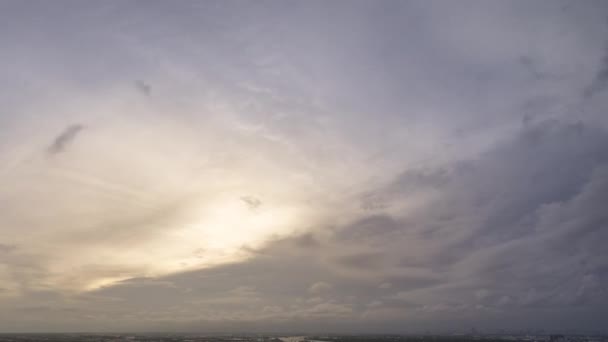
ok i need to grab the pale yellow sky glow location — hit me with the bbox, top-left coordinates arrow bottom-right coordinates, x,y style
0,88 -> 381,294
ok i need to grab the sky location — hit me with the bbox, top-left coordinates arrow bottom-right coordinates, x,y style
1,0 -> 608,334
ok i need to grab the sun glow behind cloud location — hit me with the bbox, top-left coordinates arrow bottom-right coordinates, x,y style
0,84 -> 373,293
78,194 -> 304,291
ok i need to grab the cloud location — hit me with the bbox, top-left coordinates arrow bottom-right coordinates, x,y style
333,215 -> 401,242
135,80 -> 151,96
47,118 -> 604,331
240,195 -> 262,210
378,282 -> 392,289
291,233 -> 320,249
335,252 -> 385,270
2,0 -> 608,333
0,244 -> 16,254
47,124 -> 85,155
308,282 -> 332,295
583,48 -> 608,99
305,302 -> 353,317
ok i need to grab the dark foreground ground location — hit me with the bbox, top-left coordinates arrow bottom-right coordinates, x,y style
0,334 -> 605,342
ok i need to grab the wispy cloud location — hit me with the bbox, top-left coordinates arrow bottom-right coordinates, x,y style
47,124 -> 85,155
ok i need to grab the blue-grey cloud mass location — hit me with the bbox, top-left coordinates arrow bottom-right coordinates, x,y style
0,0 -> 607,333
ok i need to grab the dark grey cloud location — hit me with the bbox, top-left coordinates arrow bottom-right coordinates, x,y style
135,80 -> 151,96
291,233 -> 320,249
398,120 -> 608,315
47,124 -> 85,155
518,55 -> 558,82
333,215 -> 401,242
335,252 -> 385,270
583,48 -> 608,99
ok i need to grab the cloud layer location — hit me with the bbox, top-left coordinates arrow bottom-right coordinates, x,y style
1,0 -> 607,333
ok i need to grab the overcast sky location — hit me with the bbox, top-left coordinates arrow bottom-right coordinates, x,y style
1,0 -> 608,333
